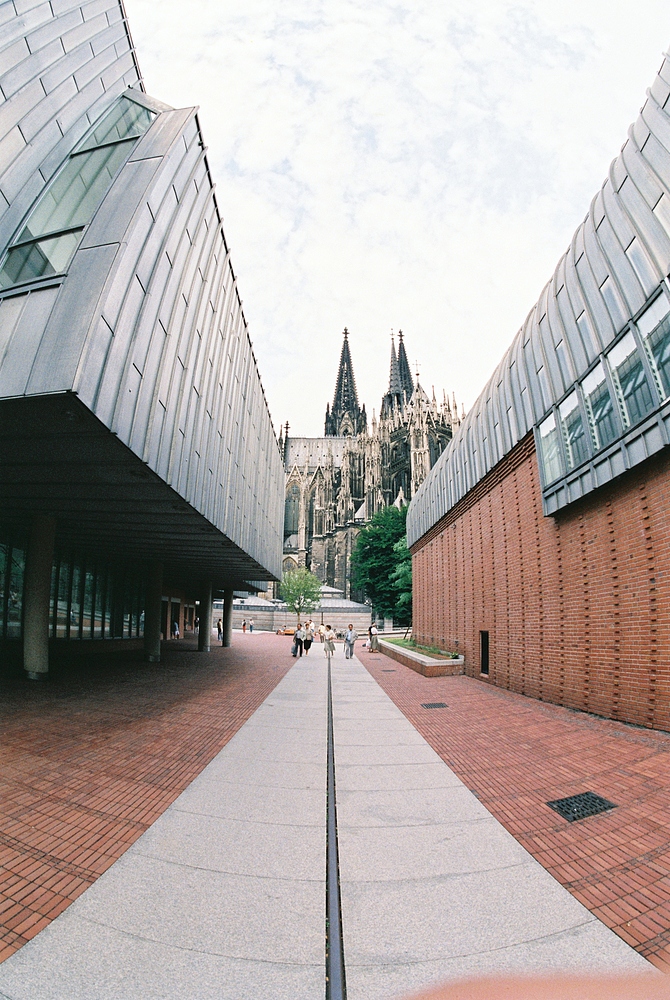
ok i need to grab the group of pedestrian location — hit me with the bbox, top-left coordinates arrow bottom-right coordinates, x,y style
292,620 -> 316,657
241,619 -> 254,633
289,622 -> 373,659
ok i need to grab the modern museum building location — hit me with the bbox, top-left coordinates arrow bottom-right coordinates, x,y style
409,50 -> 670,732
0,0 -> 283,674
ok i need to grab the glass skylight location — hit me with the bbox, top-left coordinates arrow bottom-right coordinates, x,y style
0,96 -> 155,290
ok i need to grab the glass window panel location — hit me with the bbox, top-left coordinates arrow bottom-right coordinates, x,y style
637,294 -> 670,337
0,543 -> 6,638
520,386 -> 532,426
123,584 -> 132,637
582,362 -> 618,449
576,311 -> 596,355
607,331 -> 654,427
70,562 -> 82,638
506,405 -> 518,444
653,193 -> 670,237
538,413 -> 563,484
94,565 -> 104,639
558,391 -> 589,469
56,559 -> 70,638
600,276 -> 625,325
7,545 -> 25,639
555,339 -> 571,382
20,143 -> 131,241
640,310 -> 670,400
104,568 -> 113,638
607,331 -> 638,370
50,562 -> 58,637
79,97 -> 155,151
83,567 -> 94,638
284,483 -> 300,539
625,238 -> 653,287
0,231 -> 82,289
536,366 -> 551,411
493,421 -> 503,456
137,582 -> 145,638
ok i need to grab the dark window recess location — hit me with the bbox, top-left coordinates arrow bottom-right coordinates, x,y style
547,791 -> 617,822
480,630 -> 489,675
422,702 -> 448,709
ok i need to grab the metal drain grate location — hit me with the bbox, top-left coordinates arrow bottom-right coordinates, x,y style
381,669 -> 395,672
422,702 -> 448,709
547,791 -> 616,822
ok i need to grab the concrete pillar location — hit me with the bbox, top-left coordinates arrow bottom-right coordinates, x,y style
23,515 -> 56,680
144,561 -> 163,662
222,586 -> 234,647
197,580 -> 213,652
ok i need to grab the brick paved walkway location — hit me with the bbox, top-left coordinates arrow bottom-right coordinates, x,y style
358,646 -> 670,972
0,633 -> 293,962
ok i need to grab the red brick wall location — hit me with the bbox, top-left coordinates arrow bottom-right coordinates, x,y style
411,434 -> 670,731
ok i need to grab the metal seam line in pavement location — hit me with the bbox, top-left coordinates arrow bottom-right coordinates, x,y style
326,658 -> 347,1000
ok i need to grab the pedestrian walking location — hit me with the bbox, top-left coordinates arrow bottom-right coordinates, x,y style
344,623 -> 358,659
249,619 -> 254,632
295,624 -> 305,657
172,620 -> 180,639
303,622 -> 314,655
369,622 -> 379,652
217,618 -> 222,643
242,619 -> 247,633
324,625 -> 336,662
318,623 -> 326,643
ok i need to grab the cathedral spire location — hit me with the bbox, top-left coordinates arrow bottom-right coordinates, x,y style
388,333 -> 402,397
397,330 -> 414,398
325,328 -> 366,436
382,330 -> 411,416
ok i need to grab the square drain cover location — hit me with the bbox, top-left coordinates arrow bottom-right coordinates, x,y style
422,702 -> 448,709
547,791 -> 616,822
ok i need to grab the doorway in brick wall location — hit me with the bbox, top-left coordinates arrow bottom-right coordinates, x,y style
480,630 -> 489,675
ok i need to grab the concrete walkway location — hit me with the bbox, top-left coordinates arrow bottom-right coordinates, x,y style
0,654 -> 650,1000
332,657 -> 651,999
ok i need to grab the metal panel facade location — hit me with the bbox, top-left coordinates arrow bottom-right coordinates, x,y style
408,49 -> 670,548
0,0 -> 283,581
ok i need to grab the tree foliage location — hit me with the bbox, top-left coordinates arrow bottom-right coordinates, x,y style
280,567 -> 322,620
350,505 -> 411,623
390,534 -> 412,624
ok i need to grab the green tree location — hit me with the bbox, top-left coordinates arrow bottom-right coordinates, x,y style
280,567 -> 322,621
390,534 -> 412,625
350,505 -> 408,620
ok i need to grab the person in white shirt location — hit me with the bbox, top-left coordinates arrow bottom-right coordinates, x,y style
369,623 -> 379,652
344,624 -> 358,659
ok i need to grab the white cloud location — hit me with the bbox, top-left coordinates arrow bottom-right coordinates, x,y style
124,0 -> 670,434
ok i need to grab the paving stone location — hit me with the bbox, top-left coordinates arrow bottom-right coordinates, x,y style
358,642 -> 670,973
332,655 -> 649,999
0,634 -> 296,963
0,638 -> 327,997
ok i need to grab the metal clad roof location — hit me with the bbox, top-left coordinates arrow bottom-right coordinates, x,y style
0,0 -> 283,582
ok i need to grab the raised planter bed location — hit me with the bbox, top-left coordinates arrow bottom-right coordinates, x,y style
377,639 -> 465,678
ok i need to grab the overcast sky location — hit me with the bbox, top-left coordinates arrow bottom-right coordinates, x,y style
124,0 -> 669,437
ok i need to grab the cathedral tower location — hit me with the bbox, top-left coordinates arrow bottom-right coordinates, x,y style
325,328 -> 367,436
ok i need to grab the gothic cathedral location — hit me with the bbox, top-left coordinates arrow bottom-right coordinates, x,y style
280,330 -> 463,595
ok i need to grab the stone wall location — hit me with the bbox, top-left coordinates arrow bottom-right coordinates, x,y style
411,436 -> 670,732
231,603 -> 372,634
